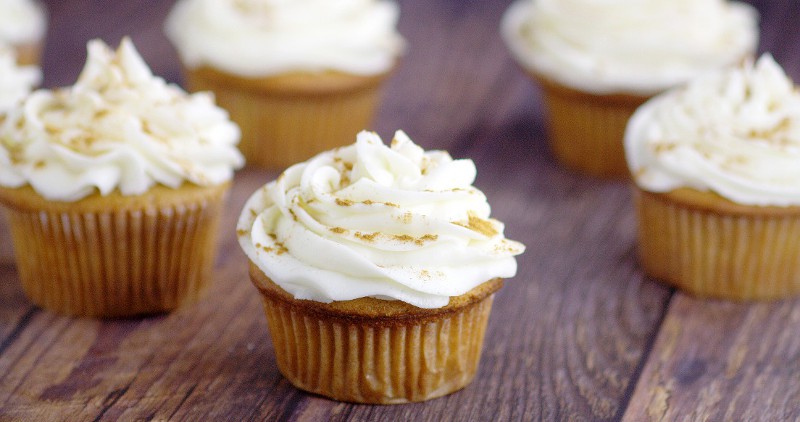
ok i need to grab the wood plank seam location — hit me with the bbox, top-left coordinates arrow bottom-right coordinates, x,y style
613,288 -> 676,421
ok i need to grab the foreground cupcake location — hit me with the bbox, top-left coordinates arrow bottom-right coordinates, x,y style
0,0 -> 46,65
502,0 -> 758,177
237,131 -> 524,403
626,54 -> 800,300
165,0 -> 404,169
0,38 -> 244,317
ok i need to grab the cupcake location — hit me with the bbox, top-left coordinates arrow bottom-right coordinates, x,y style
501,0 -> 758,177
237,130 -> 525,403
0,46 -> 40,263
0,0 -> 46,65
626,54 -> 800,300
0,38 -> 244,317
165,0 -> 404,169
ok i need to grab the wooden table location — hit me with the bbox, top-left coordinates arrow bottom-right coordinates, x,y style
2,0 -> 799,420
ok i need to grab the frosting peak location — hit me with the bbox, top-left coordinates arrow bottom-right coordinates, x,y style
626,54 -> 800,206
238,131 -> 525,309
165,0 -> 405,77
502,0 -> 759,94
0,38 -> 244,201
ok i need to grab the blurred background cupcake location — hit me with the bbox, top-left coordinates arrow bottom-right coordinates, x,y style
0,0 -> 46,65
0,45 -> 40,264
165,0 -> 405,170
626,54 -> 800,300
0,38 -> 243,317
502,0 -> 758,177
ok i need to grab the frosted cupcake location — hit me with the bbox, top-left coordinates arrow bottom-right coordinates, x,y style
165,0 -> 404,169
502,0 -> 758,177
0,38 -> 244,317
0,0 -> 46,65
626,55 -> 800,300
238,130 -> 524,403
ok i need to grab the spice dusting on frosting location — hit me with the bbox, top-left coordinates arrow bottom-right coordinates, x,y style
626,54 -> 800,207
395,212 -> 412,224
237,130 -> 525,309
454,211 -> 499,237
355,231 -> 379,242
393,234 -> 413,242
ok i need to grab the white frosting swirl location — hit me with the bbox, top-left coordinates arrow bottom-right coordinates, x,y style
238,130 -> 525,309
0,0 -> 46,46
626,54 -> 800,207
0,47 -> 39,113
0,38 -> 244,201
165,0 -> 404,77
501,0 -> 758,94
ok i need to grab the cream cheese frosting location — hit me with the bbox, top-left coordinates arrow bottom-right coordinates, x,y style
0,47 -> 39,113
238,130 -> 525,309
501,0 -> 759,95
0,38 -> 244,201
165,0 -> 404,77
0,0 -> 46,46
626,54 -> 800,207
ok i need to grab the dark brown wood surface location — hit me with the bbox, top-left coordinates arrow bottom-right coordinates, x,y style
0,0 -> 798,420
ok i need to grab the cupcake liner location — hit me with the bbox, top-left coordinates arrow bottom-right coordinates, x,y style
250,264 -> 500,404
186,67 -> 391,169
532,72 -> 650,177
0,183 -> 229,317
635,188 -> 800,300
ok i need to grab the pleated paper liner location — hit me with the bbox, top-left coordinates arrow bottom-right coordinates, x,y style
0,182 -> 230,317
185,67 -> 392,170
249,263 -> 502,404
531,72 -> 650,178
635,187 -> 800,300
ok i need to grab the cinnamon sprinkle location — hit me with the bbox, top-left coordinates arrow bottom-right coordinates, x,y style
454,211 -> 498,237
355,232 -> 379,242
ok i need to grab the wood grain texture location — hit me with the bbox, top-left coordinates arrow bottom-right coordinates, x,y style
0,0 -> 797,420
622,297 -> 800,421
